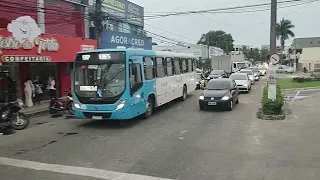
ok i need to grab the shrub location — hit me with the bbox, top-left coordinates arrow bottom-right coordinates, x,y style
292,77 -> 320,82
261,85 -> 284,115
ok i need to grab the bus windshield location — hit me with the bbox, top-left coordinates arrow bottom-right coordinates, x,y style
73,52 -> 126,99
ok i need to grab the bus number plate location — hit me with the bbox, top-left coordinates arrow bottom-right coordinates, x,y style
208,102 -> 217,105
92,116 -> 102,120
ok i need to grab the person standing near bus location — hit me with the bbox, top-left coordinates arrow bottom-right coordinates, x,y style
33,75 -> 43,104
47,76 -> 56,99
24,76 -> 34,107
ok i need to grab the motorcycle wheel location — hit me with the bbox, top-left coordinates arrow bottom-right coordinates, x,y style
11,113 -> 30,130
67,104 -> 74,115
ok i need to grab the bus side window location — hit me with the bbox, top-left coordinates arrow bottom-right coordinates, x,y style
181,58 -> 187,73
187,58 -> 192,72
192,59 -> 196,71
174,58 -> 181,75
143,57 -> 154,80
156,57 -> 164,78
166,57 -> 173,76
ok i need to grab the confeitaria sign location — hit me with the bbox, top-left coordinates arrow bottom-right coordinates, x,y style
0,36 -> 59,55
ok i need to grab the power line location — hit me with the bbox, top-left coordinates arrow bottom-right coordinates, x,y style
200,0 -> 319,26
144,0 -> 314,20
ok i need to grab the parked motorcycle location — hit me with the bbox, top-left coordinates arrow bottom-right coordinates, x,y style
0,99 -> 30,134
49,92 -> 74,115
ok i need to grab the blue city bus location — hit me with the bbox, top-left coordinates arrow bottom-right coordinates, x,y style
72,48 -> 197,120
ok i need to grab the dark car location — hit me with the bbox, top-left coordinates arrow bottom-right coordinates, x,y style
199,78 -> 239,111
206,70 -> 226,80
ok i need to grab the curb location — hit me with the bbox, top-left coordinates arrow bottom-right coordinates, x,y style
24,109 -> 50,118
282,86 -> 320,92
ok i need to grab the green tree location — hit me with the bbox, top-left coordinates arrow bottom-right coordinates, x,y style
260,48 -> 270,62
243,47 -> 261,62
197,30 -> 234,53
276,18 -> 295,62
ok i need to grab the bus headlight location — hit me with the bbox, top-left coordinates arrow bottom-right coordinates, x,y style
74,103 -> 80,109
116,100 -> 127,110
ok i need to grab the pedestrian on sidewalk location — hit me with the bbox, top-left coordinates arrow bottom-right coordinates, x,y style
33,75 -> 43,104
47,76 -> 56,99
24,76 -> 34,107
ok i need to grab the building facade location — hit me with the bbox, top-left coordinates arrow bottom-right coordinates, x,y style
89,0 -> 151,49
0,0 -> 96,102
152,44 -> 224,60
289,37 -> 320,71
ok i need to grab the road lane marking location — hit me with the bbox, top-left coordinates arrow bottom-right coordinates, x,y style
0,157 -> 173,180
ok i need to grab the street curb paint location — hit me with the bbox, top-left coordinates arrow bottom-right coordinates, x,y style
0,157 -> 173,180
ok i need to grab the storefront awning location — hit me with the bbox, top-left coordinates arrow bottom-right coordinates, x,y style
0,30 -> 97,63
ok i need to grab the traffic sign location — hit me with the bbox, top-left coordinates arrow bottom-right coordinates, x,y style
269,53 -> 280,64
268,74 -> 276,84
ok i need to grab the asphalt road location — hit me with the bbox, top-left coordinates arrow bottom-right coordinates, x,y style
0,80 -> 281,180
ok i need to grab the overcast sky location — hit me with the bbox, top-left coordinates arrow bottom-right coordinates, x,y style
132,0 -> 320,48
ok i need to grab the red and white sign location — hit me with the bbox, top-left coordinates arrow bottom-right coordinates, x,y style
0,16 -> 97,63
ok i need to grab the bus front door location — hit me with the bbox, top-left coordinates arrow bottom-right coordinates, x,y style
129,61 -> 146,117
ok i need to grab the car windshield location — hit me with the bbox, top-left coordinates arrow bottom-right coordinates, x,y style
240,70 -> 253,75
210,70 -> 222,75
73,52 -> 126,98
230,74 -> 248,80
206,80 -> 230,90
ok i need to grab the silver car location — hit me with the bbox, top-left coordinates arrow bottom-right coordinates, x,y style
248,67 -> 260,81
276,65 -> 294,74
239,69 -> 255,85
229,73 -> 251,92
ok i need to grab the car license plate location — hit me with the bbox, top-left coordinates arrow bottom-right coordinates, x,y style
92,116 -> 102,120
208,102 -> 217,105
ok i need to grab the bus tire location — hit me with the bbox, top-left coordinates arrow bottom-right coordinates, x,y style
181,85 -> 187,101
144,97 -> 154,119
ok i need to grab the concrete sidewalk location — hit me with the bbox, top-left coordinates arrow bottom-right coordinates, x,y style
21,100 -> 50,117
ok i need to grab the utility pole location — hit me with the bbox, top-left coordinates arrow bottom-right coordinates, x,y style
270,0 -> 277,54
207,37 -> 210,59
94,0 -> 102,48
268,0 -> 278,100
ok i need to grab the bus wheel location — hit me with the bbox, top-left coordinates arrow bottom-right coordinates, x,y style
144,97 -> 153,119
181,86 -> 187,101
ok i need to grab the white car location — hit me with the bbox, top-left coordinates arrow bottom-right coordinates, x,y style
239,69 -> 255,84
229,73 -> 251,92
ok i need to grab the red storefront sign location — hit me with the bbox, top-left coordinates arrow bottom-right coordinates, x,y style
0,29 -> 97,63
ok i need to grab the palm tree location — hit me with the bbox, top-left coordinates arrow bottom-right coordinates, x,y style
276,18 -> 295,63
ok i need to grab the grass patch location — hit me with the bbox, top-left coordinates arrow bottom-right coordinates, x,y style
277,78 -> 320,89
